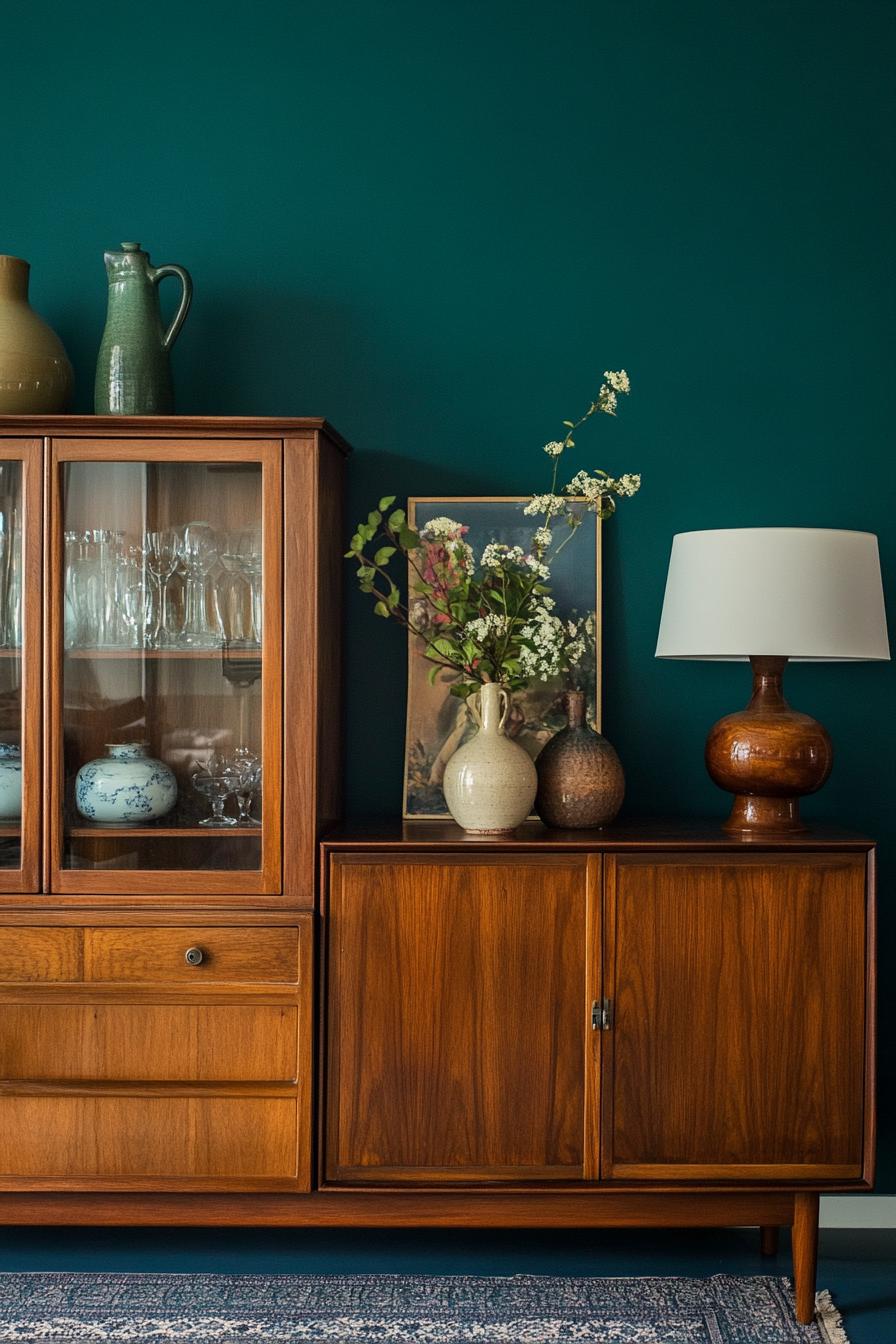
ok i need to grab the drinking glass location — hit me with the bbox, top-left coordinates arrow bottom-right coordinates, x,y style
228,746 -> 261,826
144,529 -> 180,647
236,527 -> 263,646
218,531 -> 252,643
178,522 -> 220,649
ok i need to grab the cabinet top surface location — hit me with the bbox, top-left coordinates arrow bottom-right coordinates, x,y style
323,818 -> 875,851
0,415 -> 351,452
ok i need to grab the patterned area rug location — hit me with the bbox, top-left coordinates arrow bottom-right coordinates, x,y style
0,1272 -> 848,1343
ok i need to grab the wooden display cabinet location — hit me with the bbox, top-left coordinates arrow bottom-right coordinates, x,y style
0,415 -> 346,1194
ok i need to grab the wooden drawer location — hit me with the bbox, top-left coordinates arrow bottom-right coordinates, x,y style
0,1096 -> 298,1182
0,1005 -> 298,1081
84,927 -> 299,983
0,929 -> 81,982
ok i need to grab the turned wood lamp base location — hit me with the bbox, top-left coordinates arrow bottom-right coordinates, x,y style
705,656 -> 834,834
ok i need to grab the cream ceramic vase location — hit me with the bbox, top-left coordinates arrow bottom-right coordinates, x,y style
0,256 -> 73,412
442,682 -> 537,834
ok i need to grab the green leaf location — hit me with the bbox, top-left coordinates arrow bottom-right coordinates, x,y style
387,508 -> 406,530
373,600 -> 390,618
357,566 -> 375,580
367,510 -> 383,529
412,580 -> 434,595
359,581 -> 374,593
344,549 -> 357,559
387,586 -> 400,608
431,637 -> 458,659
399,526 -> 420,549
427,663 -> 440,686
379,495 -> 396,511
374,546 -> 396,565
562,420 -> 575,428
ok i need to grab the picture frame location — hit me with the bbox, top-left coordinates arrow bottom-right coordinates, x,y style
403,496 -> 602,819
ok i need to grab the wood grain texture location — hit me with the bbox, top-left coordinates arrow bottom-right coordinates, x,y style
325,854 -> 596,1183
0,1004 -> 297,1080
706,657 -> 833,833
792,1192 -> 820,1324
322,819 -> 874,851
0,417 -> 352,455
0,1189 -> 796,1227
83,926 -> 299,983
0,439 -> 41,894
601,852 -> 867,1181
0,927 -> 80,980
0,1096 -> 299,1186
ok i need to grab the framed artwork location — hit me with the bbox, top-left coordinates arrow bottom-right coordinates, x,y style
403,497 -> 601,819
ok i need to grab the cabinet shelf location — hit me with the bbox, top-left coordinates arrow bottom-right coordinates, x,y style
67,825 -> 260,839
65,648 -> 262,661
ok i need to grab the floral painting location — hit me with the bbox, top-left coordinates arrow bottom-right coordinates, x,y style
403,498 -> 600,818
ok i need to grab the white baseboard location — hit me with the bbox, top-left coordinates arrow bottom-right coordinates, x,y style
820,1195 -> 896,1228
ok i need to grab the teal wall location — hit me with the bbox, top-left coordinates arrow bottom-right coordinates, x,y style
5,1 -> 894,1188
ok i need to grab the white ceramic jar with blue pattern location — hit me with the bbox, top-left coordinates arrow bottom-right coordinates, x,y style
75,742 -> 177,825
0,743 -> 22,820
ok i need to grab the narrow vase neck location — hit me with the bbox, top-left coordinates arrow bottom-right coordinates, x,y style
747,655 -> 790,712
565,690 -> 586,728
0,257 -> 29,302
478,682 -> 505,734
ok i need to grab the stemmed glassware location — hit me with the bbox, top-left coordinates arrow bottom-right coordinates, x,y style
192,752 -> 239,827
63,522 -> 261,651
144,529 -> 180,647
178,522 -> 219,649
229,746 -> 261,826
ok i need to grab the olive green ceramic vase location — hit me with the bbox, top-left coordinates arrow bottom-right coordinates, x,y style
0,255 -> 73,412
95,242 -> 192,415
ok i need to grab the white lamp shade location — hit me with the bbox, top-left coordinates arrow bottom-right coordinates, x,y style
655,528 -> 890,661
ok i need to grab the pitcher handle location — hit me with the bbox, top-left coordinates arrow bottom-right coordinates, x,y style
467,691 -> 482,729
150,263 -> 193,350
497,687 -> 510,732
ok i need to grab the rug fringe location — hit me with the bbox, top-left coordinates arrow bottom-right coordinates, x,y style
816,1288 -> 850,1344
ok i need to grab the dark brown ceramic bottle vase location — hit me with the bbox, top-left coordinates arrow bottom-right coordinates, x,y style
535,690 -> 624,828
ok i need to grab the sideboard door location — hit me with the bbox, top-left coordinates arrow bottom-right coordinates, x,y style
601,852 -> 869,1183
325,853 -> 600,1184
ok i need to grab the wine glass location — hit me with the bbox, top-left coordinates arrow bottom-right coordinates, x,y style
144,529 -> 180,648
236,527 -> 263,646
178,522 -> 220,649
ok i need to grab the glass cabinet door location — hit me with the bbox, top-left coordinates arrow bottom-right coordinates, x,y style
48,439 -> 282,896
0,440 -> 40,894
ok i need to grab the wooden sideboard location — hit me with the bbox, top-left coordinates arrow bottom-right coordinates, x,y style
0,417 -> 874,1327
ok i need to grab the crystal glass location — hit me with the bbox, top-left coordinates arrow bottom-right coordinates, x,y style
179,522 -> 220,649
144,528 -> 180,648
228,746 -> 261,826
192,759 -> 238,827
236,527 -> 263,646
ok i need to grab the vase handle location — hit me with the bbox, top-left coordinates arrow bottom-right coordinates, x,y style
150,263 -> 193,351
467,691 -> 482,728
498,687 -> 510,732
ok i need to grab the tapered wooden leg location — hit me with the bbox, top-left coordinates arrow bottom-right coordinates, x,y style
792,1193 -> 819,1325
760,1225 -> 779,1256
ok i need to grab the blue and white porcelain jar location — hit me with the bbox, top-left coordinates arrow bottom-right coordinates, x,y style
0,743 -> 22,820
75,742 -> 177,825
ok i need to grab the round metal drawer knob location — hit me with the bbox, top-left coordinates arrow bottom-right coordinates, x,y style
184,946 -> 205,966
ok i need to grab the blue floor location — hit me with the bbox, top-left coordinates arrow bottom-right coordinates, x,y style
0,1227 -> 892,1342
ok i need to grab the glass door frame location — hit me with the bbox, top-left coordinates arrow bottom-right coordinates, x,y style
0,438 -> 41,895
46,437 -> 283,899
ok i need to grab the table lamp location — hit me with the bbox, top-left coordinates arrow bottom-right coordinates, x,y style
655,528 -> 890,832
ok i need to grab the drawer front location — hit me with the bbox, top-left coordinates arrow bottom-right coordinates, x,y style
0,1096 -> 298,1182
0,1005 -> 298,1081
84,927 -> 299,983
0,929 -> 81,982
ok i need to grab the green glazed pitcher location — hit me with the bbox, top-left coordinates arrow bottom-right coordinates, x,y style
94,242 -> 192,415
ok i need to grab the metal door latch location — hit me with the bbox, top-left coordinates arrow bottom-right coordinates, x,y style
591,998 -> 613,1031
